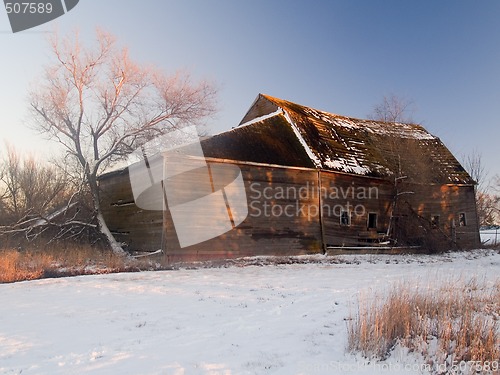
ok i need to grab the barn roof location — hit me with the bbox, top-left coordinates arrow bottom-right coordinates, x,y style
202,94 -> 473,184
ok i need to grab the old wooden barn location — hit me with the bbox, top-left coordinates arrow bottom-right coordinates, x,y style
99,94 -> 480,262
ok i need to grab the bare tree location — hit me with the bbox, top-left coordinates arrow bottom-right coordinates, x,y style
368,94 -> 415,123
1,145 -> 21,219
492,176 -> 500,224
29,29 -> 217,254
476,192 -> 498,227
369,95 -> 435,246
463,150 -> 487,190
480,174 -> 500,226
462,150 -> 500,227
0,144 -> 70,224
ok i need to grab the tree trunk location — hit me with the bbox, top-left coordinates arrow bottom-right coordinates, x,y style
89,173 -> 127,256
96,209 -> 127,256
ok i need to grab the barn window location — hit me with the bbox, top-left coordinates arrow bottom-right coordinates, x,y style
459,212 -> 467,226
431,215 -> 440,229
340,209 -> 351,226
368,213 -> 377,229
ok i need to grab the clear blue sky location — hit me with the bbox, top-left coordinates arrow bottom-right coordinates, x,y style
1,0 -> 499,178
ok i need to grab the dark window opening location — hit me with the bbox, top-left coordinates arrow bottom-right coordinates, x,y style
368,213 -> 377,229
459,212 -> 467,226
340,210 -> 351,226
431,215 -> 440,229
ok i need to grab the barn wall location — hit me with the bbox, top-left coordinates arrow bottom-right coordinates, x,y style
98,160 -> 480,260
99,169 -> 163,252
163,160 -> 323,262
318,171 -> 394,247
399,183 -> 480,249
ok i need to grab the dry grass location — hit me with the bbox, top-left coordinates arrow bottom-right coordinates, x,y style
347,277 -> 500,371
0,249 -> 53,282
0,244 -> 159,283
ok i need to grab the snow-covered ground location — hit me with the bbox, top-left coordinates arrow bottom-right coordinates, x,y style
1,250 -> 499,375
481,229 -> 500,246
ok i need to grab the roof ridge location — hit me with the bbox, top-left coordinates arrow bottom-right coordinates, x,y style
260,93 -> 427,129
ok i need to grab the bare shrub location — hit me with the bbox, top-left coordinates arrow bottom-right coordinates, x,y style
347,277 -> 500,371
0,145 -> 71,225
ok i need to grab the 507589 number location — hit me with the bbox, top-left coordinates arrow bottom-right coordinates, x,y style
5,2 -> 53,14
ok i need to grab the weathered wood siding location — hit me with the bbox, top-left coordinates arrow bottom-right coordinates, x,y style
398,183 -> 480,249
98,159 -> 480,261
99,169 -> 163,252
319,171 -> 394,247
163,160 -> 322,262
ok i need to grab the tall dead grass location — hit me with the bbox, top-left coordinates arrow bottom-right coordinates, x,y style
0,249 -> 53,282
347,277 -> 500,370
0,244 -> 157,283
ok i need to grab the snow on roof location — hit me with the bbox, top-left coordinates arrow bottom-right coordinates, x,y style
282,110 -> 322,168
302,107 -> 436,140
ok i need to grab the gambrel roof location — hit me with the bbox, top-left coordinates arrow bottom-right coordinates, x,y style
201,94 -> 473,185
